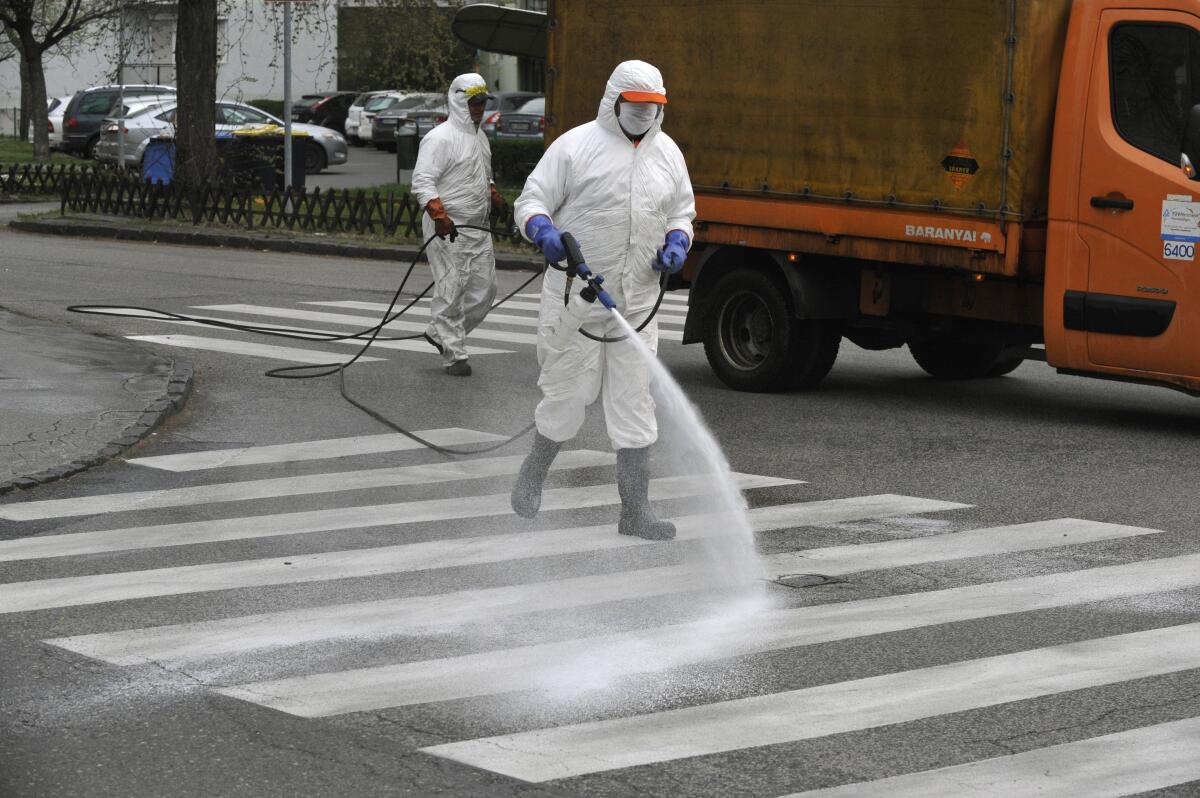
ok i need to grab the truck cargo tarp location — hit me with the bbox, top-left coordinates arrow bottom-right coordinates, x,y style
547,0 -> 1072,220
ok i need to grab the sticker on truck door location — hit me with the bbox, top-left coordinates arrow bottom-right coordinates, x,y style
1161,197 -> 1200,242
1163,240 -> 1195,261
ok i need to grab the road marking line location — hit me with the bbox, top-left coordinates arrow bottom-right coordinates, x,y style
783,716 -> 1200,797
518,292 -> 689,306
762,517 -> 1141,577
125,334 -> 386,364
127,428 -> 508,472
0,473 -> 796,609
418,621 -> 1200,782
0,491 -> 941,567
0,450 -> 614,522
212,519 -> 1157,717
307,298 -> 686,326
95,307 -> 513,355
196,304 -> 540,346
42,496 -> 969,663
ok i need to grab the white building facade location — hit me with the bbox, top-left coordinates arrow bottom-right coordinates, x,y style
0,1 -> 338,111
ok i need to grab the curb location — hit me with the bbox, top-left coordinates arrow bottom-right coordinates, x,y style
8,217 -> 545,272
0,358 -> 194,495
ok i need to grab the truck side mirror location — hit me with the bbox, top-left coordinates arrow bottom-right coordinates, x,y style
1182,104 -> 1200,180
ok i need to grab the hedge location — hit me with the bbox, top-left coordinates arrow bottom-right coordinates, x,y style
491,138 -> 543,188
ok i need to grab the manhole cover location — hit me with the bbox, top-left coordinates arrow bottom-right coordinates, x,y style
774,573 -> 845,589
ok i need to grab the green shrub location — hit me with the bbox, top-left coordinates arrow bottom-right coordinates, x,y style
491,138 -> 543,189
248,99 -> 285,119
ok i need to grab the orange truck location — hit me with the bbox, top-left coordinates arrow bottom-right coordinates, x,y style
535,0 -> 1200,395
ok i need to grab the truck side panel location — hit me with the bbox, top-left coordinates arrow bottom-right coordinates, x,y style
547,0 -> 1071,221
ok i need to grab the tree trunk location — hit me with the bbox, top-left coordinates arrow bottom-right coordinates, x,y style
24,50 -> 49,160
17,50 -> 30,141
174,0 -> 218,187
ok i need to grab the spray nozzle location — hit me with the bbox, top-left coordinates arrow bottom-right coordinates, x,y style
561,231 -> 618,311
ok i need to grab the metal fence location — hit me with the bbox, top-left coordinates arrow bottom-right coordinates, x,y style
0,161 -> 110,195
57,170 -> 524,244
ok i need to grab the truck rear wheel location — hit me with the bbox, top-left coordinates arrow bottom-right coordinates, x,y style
702,268 -> 840,392
909,339 -> 1022,379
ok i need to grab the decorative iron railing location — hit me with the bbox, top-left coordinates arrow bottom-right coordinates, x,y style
57,171 -> 524,245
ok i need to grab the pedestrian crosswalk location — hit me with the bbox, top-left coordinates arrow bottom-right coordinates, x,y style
2,424 -> 1197,796
111,287 -> 692,366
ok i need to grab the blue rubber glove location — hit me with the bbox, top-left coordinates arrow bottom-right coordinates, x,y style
654,230 -> 689,273
526,215 -> 567,264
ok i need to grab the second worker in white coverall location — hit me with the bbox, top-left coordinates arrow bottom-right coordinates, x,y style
411,73 -> 507,377
509,60 -> 696,540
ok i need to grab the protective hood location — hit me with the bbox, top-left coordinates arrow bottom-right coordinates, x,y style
447,72 -> 490,132
596,60 -> 666,141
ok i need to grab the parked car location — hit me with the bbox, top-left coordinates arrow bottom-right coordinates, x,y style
370,95 -> 445,151
494,96 -> 545,141
59,84 -> 176,158
95,100 -> 348,174
45,95 -> 73,150
293,91 -> 357,131
357,92 -> 437,145
480,91 -> 541,139
344,90 -> 392,144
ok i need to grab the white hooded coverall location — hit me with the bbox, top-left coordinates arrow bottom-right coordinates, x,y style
514,60 -> 696,450
411,73 -> 499,366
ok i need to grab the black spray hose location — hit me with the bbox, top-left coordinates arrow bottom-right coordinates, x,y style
67,223 -> 670,457
547,231 -> 668,344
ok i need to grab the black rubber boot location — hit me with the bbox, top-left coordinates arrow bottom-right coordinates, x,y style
510,432 -> 562,518
617,446 -> 676,540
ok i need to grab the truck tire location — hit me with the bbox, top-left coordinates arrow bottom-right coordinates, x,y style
909,339 -> 1021,379
702,268 -> 840,392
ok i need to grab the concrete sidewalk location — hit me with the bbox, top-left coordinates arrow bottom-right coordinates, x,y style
0,308 -> 191,495
9,213 -> 545,272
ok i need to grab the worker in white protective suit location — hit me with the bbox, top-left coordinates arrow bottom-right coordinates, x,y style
510,60 -> 695,540
411,72 -> 506,376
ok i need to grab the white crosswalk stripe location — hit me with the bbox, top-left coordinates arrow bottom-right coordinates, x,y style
307,299 -> 690,327
0,472 -> 799,563
43,497 -> 970,664
0,450 -> 615,521
783,717 -> 1200,797
5,423 -> 1195,796
102,306 -> 516,356
214,520 -> 1164,717
519,292 -> 690,306
106,289 -> 689,367
196,303 -> 541,345
126,428 -> 508,471
421,622 -> 1200,782
125,334 -> 387,364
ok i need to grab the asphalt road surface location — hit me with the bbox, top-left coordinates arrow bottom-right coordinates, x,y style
309,143 -> 409,192
2,227 -> 1199,797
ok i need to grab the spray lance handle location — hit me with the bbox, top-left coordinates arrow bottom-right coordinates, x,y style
560,231 -> 618,311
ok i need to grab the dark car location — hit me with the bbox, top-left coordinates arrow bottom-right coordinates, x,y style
481,91 -> 541,138
293,91 -> 357,131
60,84 -> 176,158
494,96 -> 545,141
371,96 -> 446,151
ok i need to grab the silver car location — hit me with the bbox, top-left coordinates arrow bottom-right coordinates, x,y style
344,90 -> 392,144
97,101 -> 349,174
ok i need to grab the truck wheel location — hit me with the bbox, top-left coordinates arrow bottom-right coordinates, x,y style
702,268 -> 840,392
909,339 -> 1020,379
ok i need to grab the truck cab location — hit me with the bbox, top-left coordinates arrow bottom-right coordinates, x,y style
1046,0 -> 1200,393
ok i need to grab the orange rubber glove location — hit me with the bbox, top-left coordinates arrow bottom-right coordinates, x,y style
426,197 -> 455,238
489,185 -> 507,215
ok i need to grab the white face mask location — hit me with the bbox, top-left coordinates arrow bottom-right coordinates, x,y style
617,101 -> 659,136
